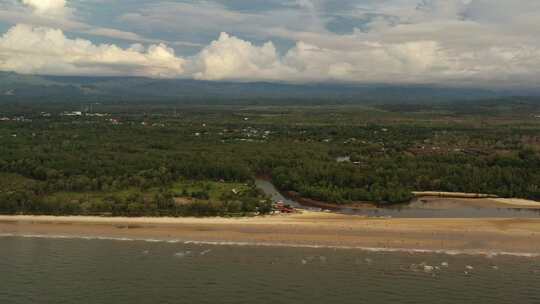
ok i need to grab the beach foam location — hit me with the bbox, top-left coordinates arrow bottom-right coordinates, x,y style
1,233 -> 539,259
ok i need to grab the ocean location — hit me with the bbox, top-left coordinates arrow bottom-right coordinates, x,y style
1,236 -> 539,303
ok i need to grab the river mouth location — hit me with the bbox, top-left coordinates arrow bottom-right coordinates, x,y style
255,179 -> 540,218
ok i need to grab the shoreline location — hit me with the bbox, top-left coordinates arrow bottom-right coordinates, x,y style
2,213 -> 540,255
2,233 -> 539,258
284,191 -> 540,210
256,177 -> 540,211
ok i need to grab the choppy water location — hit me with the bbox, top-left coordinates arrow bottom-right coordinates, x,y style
1,236 -> 539,304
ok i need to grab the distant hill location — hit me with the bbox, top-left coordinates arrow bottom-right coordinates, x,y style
0,71 -> 537,104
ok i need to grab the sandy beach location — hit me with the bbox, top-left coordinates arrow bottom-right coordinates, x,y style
2,212 -> 540,255
488,198 -> 540,208
408,196 -> 540,209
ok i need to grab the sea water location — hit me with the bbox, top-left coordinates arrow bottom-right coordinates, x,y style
1,236 -> 539,304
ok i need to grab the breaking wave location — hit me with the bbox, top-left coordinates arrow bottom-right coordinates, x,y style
0,233 -> 538,258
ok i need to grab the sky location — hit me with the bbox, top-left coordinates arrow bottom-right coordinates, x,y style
0,0 -> 539,87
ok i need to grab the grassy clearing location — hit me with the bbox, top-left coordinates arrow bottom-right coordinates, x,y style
170,179 -> 250,201
44,188 -> 144,203
12,178 -> 252,207
0,173 -> 40,192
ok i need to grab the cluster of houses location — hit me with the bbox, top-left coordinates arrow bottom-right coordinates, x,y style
273,202 -> 296,214
1,111 -> 112,120
0,116 -> 32,122
61,111 -> 110,117
194,126 -> 272,142
62,111 -> 83,117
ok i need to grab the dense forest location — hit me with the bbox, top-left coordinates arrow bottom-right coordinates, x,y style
0,99 -> 539,216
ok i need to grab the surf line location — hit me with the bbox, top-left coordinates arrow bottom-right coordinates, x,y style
1,233 -> 539,258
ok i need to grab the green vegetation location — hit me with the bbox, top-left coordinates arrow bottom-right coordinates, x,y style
0,99 -> 539,216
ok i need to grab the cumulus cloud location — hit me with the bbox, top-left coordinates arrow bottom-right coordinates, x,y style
0,24 -> 185,77
1,0 -> 540,88
280,39 -> 456,83
2,22 -> 540,87
186,28 -> 540,86
21,0 -> 67,15
191,32 -> 292,81
0,0 -> 190,47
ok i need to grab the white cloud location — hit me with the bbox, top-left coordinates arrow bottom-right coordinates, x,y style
1,0 -> 195,47
21,0 -> 67,15
0,24 -> 185,77
1,0 -> 540,88
2,0 -> 74,28
119,2 -> 252,33
2,23 -> 540,87
191,32 -> 293,81
118,1 -> 321,42
280,39 -> 455,83
190,31 -> 501,85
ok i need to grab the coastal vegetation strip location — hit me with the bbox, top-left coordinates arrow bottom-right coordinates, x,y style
0,102 -> 539,216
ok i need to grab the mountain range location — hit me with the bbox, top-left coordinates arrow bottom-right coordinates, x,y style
1,71 -> 538,104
